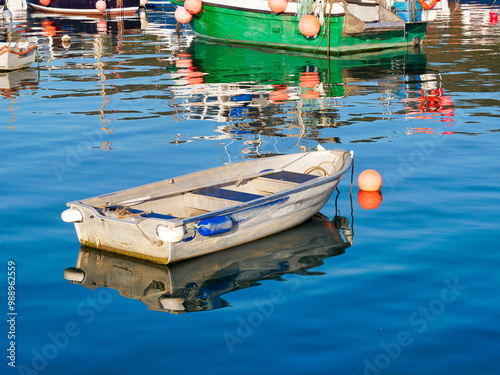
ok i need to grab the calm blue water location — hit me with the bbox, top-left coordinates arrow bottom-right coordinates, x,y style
1,3 -> 499,375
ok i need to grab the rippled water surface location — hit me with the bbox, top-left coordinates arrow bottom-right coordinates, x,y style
1,3 -> 499,375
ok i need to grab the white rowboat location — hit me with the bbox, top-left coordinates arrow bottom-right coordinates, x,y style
0,42 -> 37,71
62,149 -> 353,264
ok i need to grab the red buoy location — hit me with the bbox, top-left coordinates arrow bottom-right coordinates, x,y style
358,169 -> 382,191
175,7 -> 193,24
185,0 -> 202,15
268,0 -> 288,13
298,15 -> 321,37
490,12 -> 498,24
40,0 -> 51,6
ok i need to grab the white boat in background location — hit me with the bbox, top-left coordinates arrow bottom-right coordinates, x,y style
62,148 -> 353,264
0,41 -> 37,70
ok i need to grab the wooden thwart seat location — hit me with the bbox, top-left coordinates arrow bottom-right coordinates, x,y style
252,171 -> 318,194
184,187 -> 264,212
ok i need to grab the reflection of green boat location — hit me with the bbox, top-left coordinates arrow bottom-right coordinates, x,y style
64,214 -> 352,314
171,39 -> 429,124
170,0 -> 427,54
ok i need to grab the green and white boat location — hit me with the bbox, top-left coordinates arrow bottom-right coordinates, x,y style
170,0 -> 427,55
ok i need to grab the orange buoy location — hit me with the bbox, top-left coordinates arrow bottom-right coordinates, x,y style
358,169 -> 382,191
96,0 -> 107,12
185,0 -> 202,15
40,0 -> 51,6
298,15 -> 321,37
300,91 -> 321,99
299,72 -> 320,88
268,0 -> 288,13
175,7 -> 193,24
95,0 -> 106,12
358,190 -> 383,210
175,58 -> 193,68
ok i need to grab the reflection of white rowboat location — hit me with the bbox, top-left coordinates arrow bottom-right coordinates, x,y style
64,213 -> 352,314
62,149 -> 353,264
0,42 -> 37,71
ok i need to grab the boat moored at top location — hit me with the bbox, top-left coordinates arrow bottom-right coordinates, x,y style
170,0 -> 429,54
26,0 -> 143,16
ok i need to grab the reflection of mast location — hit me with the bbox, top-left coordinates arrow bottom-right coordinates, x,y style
7,97 -> 17,130
96,34 -> 114,151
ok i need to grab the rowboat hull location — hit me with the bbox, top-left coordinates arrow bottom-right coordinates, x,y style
62,149 -> 353,264
27,0 -> 139,16
0,42 -> 37,71
170,0 -> 427,54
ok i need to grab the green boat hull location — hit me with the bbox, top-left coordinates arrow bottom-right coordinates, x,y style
171,1 -> 427,55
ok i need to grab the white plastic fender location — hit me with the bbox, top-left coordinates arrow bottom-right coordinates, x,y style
157,225 -> 185,243
61,208 -> 83,223
159,297 -> 185,311
63,267 -> 85,283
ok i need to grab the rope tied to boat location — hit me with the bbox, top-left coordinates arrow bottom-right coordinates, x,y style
0,44 -> 38,57
99,204 -> 152,219
313,0 -> 350,54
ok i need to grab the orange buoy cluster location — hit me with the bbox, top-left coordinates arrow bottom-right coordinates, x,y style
268,0 -> 288,13
96,0 -> 107,12
175,0 -> 203,23
298,15 -> 321,37
358,169 -> 383,210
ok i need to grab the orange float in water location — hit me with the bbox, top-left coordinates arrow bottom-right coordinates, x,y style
95,0 -> 107,12
358,169 -> 382,191
299,72 -> 320,88
175,7 -> 193,24
268,0 -> 288,13
175,58 -> 193,68
40,0 -> 51,6
358,190 -> 383,210
298,15 -> 321,37
185,0 -> 202,15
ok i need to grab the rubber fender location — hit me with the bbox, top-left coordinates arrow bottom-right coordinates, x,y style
196,216 -> 234,236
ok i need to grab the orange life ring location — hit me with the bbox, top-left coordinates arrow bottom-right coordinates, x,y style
420,0 -> 437,10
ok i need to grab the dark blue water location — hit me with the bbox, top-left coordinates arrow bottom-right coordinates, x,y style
1,3 -> 499,375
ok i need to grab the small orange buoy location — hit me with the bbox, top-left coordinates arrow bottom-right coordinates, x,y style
298,15 -> 321,37
358,190 -> 383,210
175,58 -> 193,68
185,0 -> 202,15
268,0 -> 288,13
175,7 -> 193,24
40,0 -> 51,6
358,169 -> 382,191
95,0 -> 107,12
